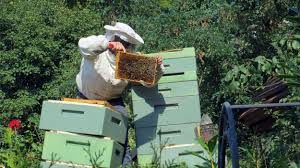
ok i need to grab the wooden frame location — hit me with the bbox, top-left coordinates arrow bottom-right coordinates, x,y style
62,98 -> 116,111
115,51 -> 157,85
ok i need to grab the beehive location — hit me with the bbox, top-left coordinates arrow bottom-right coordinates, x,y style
135,123 -> 199,155
39,100 -> 128,144
132,47 -> 205,163
42,132 -> 124,168
115,52 -> 157,85
138,144 -> 208,167
133,95 -> 201,127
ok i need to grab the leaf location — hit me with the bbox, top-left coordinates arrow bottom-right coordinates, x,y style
289,162 -> 299,168
3,128 -> 14,147
287,82 -> 300,87
293,34 -> 300,39
255,56 -> 265,64
191,152 -> 211,162
239,147 -> 256,161
197,137 -> 209,151
272,57 -> 279,64
279,38 -> 287,47
239,66 -> 249,75
240,74 -> 247,83
224,72 -> 234,82
159,0 -> 172,8
208,135 -> 218,153
229,80 -> 240,89
278,74 -> 300,79
195,165 -> 210,168
232,66 -> 239,74
262,62 -> 272,73
292,40 -> 300,50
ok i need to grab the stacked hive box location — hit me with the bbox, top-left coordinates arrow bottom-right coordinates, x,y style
39,100 -> 128,168
132,47 -> 206,166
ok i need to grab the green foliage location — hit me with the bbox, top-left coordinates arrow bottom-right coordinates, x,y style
275,15 -> 300,101
0,0 -> 103,119
0,128 -> 42,168
239,116 -> 300,168
0,0 -> 101,167
194,135 -> 218,168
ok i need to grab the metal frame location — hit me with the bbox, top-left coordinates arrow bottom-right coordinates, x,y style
218,102 -> 300,168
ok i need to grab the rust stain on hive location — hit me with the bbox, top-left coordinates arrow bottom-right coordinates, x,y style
115,52 -> 157,85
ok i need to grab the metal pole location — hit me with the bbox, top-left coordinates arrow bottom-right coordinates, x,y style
224,102 -> 239,168
218,106 -> 226,168
217,102 -> 300,168
231,102 -> 300,109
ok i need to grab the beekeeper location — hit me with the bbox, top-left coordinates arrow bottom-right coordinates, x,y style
76,22 -> 164,166
76,22 -> 164,100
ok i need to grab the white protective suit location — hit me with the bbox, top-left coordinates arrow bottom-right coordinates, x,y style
76,35 -> 164,100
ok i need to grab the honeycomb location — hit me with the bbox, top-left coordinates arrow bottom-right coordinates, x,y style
115,52 -> 157,85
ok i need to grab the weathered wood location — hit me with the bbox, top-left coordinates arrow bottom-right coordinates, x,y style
238,76 -> 288,130
62,98 -> 115,111
253,80 -> 287,101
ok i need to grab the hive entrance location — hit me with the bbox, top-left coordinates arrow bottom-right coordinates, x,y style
116,52 -> 157,85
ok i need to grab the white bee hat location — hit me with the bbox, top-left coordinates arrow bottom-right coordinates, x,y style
104,22 -> 144,45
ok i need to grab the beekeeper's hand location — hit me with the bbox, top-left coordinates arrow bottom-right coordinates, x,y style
156,55 -> 163,65
108,42 -> 126,52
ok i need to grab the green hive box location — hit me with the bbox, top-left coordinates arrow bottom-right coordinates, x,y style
40,161 -> 92,168
133,95 -> 201,127
135,123 -> 199,155
39,100 -> 128,144
160,57 -> 196,75
138,144 -> 209,167
159,70 -> 197,84
146,47 -> 198,84
146,47 -> 195,59
132,80 -> 199,101
41,132 -> 123,168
